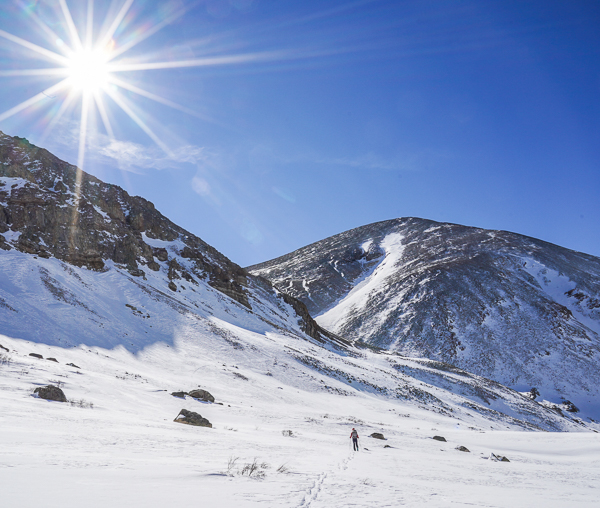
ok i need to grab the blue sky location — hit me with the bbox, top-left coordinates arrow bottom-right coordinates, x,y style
0,0 -> 599,266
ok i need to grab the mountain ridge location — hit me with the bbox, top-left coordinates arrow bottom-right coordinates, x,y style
0,130 -> 344,349
248,217 -> 600,415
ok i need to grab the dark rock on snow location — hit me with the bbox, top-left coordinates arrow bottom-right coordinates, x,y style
456,445 -> 470,452
0,344 -> 8,352
67,362 -> 81,369
433,435 -> 447,442
174,409 -> 212,428
47,357 -> 58,362
29,353 -> 43,359
188,389 -> 215,403
171,391 -> 187,399
34,385 -> 67,402
370,432 -> 386,440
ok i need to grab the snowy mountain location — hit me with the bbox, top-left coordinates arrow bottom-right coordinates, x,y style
0,130 -> 341,351
0,131 -> 593,433
248,218 -> 600,417
1,133 -> 600,506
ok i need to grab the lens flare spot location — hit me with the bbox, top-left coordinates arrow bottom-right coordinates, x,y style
67,48 -> 111,93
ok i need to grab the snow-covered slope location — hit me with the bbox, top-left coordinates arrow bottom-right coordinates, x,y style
0,130 -> 340,350
1,328 -> 598,507
248,218 -> 600,417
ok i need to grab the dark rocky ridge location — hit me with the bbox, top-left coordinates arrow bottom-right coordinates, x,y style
0,131 -> 251,306
0,130 -> 340,346
248,218 -> 600,405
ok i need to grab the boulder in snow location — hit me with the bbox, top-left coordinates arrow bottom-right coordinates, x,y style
188,389 -> 215,403
29,353 -> 43,359
34,385 -> 67,402
432,435 -> 447,442
456,445 -> 470,452
171,391 -> 187,399
174,409 -> 212,428
370,432 -> 386,440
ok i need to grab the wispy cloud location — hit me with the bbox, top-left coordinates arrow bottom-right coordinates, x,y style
48,118 -> 209,172
96,138 -> 208,171
316,153 -> 410,171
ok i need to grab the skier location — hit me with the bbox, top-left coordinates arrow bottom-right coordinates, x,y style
350,428 -> 359,451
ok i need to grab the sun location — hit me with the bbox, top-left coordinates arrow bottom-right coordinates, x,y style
0,0 -> 279,171
66,47 -> 112,94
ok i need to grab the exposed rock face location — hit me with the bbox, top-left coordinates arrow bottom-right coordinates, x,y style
0,131 -> 249,306
0,130 -> 335,347
248,217 -> 600,406
174,409 -> 212,427
34,385 -> 67,402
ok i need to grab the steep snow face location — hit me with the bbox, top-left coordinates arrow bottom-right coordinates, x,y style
248,218 -> 600,415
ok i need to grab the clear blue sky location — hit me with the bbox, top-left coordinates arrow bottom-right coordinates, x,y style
1,0 -> 599,266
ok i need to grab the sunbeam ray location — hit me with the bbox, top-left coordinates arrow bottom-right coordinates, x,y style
108,75 -> 203,119
59,0 -> 83,52
19,1 -> 71,57
0,29 -> 69,65
93,91 -> 115,139
70,91 -> 91,248
108,4 -> 190,60
99,0 -> 135,49
105,87 -> 172,155
110,50 -> 289,72
0,79 -> 70,122
77,92 -> 90,175
40,91 -> 79,144
0,68 -> 67,77
86,0 -> 95,49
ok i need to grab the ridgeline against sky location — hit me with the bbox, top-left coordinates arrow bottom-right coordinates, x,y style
0,0 -> 598,267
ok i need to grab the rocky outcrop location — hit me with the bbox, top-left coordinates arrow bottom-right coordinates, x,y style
369,432 -> 386,440
0,131 -> 334,341
432,435 -> 447,442
34,385 -> 67,402
188,389 -> 215,403
174,409 -> 212,427
0,132 -> 250,307
170,389 -> 215,402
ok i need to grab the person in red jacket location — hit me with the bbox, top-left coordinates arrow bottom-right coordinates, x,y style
350,428 -> 359,451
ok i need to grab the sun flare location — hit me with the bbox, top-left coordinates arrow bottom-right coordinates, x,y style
0,0 -> 280,172
66,47 -> 112,93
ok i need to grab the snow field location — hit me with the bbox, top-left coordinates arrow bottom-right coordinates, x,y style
1,330 -> 599,507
